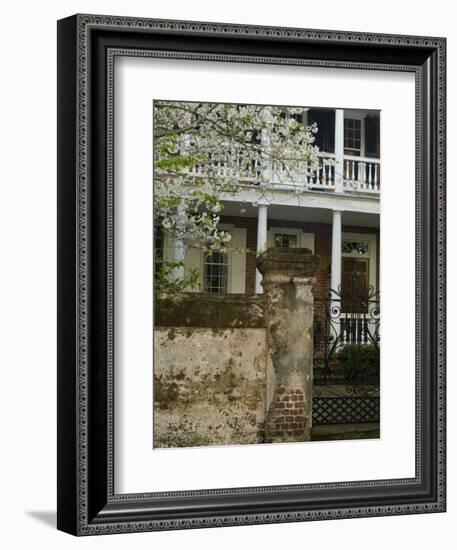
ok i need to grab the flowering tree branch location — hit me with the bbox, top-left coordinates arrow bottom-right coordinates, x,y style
154,101 -> 322,257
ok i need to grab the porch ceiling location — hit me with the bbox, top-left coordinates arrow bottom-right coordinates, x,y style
221,201 -> 380,228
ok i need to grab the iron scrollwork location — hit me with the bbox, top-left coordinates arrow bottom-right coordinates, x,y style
313,285 -> 380,426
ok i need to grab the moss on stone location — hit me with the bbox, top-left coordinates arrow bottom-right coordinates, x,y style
155,292 -> 266,328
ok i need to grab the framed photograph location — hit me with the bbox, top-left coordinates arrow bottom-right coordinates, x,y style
57,14 -> 446,535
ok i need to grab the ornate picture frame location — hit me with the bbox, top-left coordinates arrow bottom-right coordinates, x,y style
57,14 -> 446,535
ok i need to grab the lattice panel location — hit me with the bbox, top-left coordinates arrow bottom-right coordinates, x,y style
313,396 -> 380,425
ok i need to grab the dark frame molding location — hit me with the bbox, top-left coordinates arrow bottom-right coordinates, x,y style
57,14 -> 446,535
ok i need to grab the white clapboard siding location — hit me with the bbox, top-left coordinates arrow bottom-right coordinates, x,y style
161,231 -> 174,262
229,227 -> 247,294
301,232 -> 315,253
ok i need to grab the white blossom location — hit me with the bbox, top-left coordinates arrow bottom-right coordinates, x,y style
153,101 -> 322,253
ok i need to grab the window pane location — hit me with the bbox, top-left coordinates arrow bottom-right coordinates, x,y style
274,233 -> 298,248
342,240 -> 369,255
203,250 -> 229,293
344,118 -> 362,153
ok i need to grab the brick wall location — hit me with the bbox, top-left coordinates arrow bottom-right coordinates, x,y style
266,386 -> 307,441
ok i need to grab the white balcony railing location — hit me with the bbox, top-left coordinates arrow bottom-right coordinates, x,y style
186,150 -> 380,195
342,156 -> 380,194
188,148 -> 261,183
270,153 -> 337,191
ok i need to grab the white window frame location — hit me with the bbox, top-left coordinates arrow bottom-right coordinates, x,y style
343,113 -> 366,157
341,232 -> 377,294
267,227 -> 315,253
202,248 -> 231,294
184,223 -> 248,294
198,223 -> 233,293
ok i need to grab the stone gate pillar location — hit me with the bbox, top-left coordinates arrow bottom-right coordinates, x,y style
257,248 -> 320,443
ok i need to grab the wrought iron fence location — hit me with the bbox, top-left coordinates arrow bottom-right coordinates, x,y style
313,285 -> 380,379
312,286 -> 380,427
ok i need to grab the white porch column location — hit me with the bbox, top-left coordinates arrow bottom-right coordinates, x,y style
334,109 -> 344,193
255,204 -> 268,293
331,209 -> 342,292
171,206 -> 186,280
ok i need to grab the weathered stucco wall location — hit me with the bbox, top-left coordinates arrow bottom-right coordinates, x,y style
257,248 -> 319,443
153,248 -> 319,448
154,293 -> 268,448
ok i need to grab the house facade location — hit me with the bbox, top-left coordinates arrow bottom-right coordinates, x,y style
154,105 -> 381,440
155,107 -> 380,310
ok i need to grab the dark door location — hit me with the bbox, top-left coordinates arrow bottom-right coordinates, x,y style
341,258 -> 369,313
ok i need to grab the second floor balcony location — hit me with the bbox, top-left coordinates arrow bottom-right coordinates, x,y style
187,150 -> 380,195
185,107 -> 380,198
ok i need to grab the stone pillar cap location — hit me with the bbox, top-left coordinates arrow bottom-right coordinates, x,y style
256,247 -> 320,278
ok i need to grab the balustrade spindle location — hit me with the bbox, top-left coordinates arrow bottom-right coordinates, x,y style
315,166 -> 321,186
187,149 -> 380,193
305,163 -> 310,186
360,161 -> 366,188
